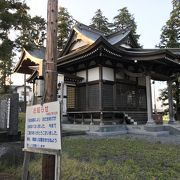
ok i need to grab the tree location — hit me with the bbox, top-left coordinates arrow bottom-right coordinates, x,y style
0,39 -> 14,93
16,15 -> 46,49
57,7 -> 74,50
158,0 -> 180,120
0,0 -> 30,93
112,7 -> 140,43
90,9 -> 110,34
158,1 -> 180,48
0,0 -> 46,93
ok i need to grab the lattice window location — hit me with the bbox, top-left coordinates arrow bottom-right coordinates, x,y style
138,88 -> 147,109
67,86 -> 75,109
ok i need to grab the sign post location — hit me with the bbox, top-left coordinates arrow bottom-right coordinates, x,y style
22,0 -> 59,179
22,101 -> 61,180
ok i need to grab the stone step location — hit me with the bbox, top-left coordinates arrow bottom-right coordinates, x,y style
124,112 -> 147,124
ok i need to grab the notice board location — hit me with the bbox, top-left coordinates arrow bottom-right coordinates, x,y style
24,101 -> 61,151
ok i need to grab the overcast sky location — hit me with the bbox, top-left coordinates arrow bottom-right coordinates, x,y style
26,0 -> 172,48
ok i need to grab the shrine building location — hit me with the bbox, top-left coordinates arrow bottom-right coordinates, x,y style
14,23 -> 180,125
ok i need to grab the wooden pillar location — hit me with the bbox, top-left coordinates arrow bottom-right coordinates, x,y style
145,75 -> 154,125
90,113 -> 94,125
24,74 -> 27,112
99,65 -> 103,111
42,0 -> 58,179
113,68 -> 117,110
99,65 -> 104,125
73,114 -> 76,124
81,114 -> 84,124
100,112 -> 104,125
86,66 -> 88,111
167,81 -> 175,123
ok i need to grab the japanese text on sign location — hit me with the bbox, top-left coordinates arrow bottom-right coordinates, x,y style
24,101 -> 61,151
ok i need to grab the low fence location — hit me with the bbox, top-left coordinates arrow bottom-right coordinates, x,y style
0,94 -> 19,135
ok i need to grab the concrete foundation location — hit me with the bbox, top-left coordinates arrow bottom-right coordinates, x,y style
62,123 -> 180,137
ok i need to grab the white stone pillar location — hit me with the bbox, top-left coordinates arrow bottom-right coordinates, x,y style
146,75 -> 155,125
167,81 -> 175,123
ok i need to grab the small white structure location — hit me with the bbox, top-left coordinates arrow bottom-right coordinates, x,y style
13,85 -> 33,105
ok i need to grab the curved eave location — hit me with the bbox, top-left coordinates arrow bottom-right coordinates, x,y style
57,36 -> 127,68
26,71 -> 38,83
13,50 -> 26,73
58,37 -> 109,65
122,50 -> 180,67
124,48 -> 180,58
58,36 -> 180,69
13,48 -> 43,75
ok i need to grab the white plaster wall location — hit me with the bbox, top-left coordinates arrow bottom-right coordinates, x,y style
16,86 -> 32,103
57,74 -> 64,83
63,98 -> 67,115
88,67 -> 99,82
63,84 -> 67,96
103,67 -> 114,81
57,83 -> 67,115
77,70 -> 86,82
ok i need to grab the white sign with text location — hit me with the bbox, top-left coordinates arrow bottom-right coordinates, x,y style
25,101 -> 61,151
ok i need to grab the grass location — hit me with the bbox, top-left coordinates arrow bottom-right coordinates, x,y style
0,154 -> 41,180
62,138 -> 180,180
18,112 -> 26,136
16,113 -> 180,179
0,137 -> 180,180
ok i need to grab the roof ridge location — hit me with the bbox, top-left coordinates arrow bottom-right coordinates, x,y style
75,22 -> 106,37
106,28 -> 130,38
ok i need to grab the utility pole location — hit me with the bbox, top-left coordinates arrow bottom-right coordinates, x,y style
24,74 -> 27,112
42,0 -> 58,179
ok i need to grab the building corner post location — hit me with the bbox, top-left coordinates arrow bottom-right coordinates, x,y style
167,80 -> 175,124
145,75 -> 155,125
